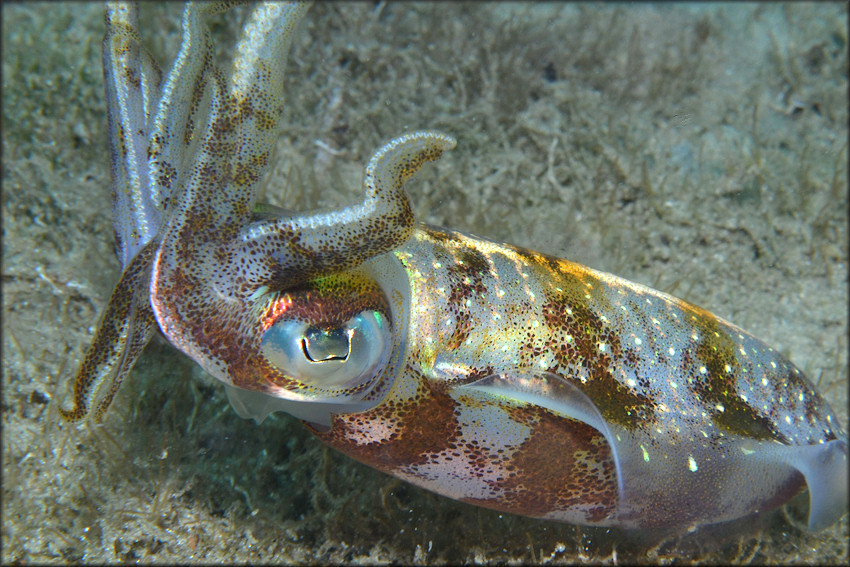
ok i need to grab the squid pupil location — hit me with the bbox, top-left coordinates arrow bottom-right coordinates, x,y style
301,326 -> 351,363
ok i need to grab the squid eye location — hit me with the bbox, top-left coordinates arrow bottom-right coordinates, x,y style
261,311 -> 391,389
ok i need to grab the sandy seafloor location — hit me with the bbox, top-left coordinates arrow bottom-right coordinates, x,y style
2,2 -> 848,564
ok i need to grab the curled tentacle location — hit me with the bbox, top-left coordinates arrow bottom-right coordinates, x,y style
231,131 -> 457,293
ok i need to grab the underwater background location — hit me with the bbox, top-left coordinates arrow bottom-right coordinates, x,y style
3,2 -> 847,563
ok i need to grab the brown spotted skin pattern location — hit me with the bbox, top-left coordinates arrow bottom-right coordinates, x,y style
61,1 -> 458,417
318,370 -> 620,524
58,242 -> 157,423
314,228 -> 846,530
61,2 -> 318,422
62,2 -> 846,534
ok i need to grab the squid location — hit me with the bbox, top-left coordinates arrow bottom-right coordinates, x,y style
61,1 -> 847,534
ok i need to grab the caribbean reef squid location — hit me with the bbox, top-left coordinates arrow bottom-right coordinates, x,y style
61,1 -> 847,534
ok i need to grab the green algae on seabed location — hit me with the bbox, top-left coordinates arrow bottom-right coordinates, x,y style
2,2 -> 847,563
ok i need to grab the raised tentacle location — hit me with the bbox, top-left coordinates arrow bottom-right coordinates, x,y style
148,2 -> 314,372
146,3 -> 216,212
103,2 -> 164,267
59,3 -> 171,422
231,131 -> 457,293
152,2 -> 312,295
158,2 -> 312,235
60,3 -> 226,422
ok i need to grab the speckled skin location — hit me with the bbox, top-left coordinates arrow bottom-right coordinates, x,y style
317,228 -> 846,530
61,1 -> 847,534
